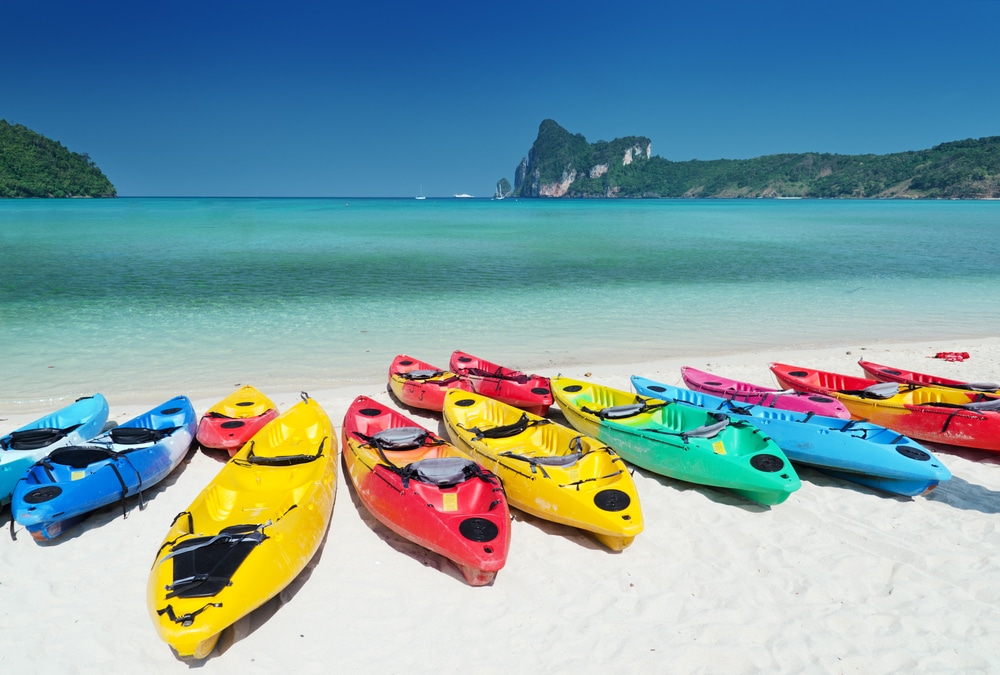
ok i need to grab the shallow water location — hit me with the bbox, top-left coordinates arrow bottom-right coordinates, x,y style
2,197 -> 998,407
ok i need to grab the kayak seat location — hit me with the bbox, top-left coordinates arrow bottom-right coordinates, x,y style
842,382 -> 900,399
464,367 -> 531,384
498,450 -> 583,477
961,382 -> 1000,392
110,426 -> 178,445
370,426 -> 429,451
47,445 -> 117,469
467,414 -> 549,441
927,398 -> 1000,413
4,427 -> 70,450
393,457 -> 491,489
164,524 -> 266,599
399,369 -> 444,380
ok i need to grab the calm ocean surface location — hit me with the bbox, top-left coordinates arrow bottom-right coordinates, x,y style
1,197 -> 998,408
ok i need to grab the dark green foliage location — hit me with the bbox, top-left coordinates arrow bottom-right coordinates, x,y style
509,120 -> 1000,199
0,120 -> 116,198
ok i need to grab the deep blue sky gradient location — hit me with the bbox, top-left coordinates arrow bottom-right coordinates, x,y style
4,0 -> 998,197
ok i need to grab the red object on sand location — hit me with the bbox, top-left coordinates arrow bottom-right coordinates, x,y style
933,352 -> 970,362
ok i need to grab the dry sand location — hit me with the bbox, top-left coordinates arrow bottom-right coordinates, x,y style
2,339 -> 999,673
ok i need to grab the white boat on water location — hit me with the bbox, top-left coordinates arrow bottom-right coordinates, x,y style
453,193 -> 474,198
415,185 -> 426,200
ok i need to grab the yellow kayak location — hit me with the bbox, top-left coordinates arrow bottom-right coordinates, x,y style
147,393 -> 337,660
442,389 -> 643,551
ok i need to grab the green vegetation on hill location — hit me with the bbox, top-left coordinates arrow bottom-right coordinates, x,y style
511,120 -> 1000,199
0,120 -> 116,198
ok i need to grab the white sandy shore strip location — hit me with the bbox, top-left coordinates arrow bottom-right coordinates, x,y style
1,339 -> 1000,673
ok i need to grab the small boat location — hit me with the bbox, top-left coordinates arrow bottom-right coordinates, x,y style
631,376 -> 951,496
453,193 -> 474,198
550,376 -> 800,506
147,393 -> 337,660
12,396 -> 197,540
342,396 -> 510,585
443,389 -> 643,551
681,366 -> 850,419
415,185 -> 426,200
858,359 -> 1000,394
449,350 -> 553,416
196,385 -> 279,456
770,362 -> 1000,453
0,394 -> 110,505
388,354 -> 474,412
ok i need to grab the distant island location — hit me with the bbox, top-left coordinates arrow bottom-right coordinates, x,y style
502,119 -> 1000,199
0,120 -> 116,198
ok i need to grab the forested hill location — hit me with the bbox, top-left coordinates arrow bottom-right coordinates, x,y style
0,121 -> 116,198
508,119 -> 1000,199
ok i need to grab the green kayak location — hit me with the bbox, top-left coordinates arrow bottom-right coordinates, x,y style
550,376 -> 801,506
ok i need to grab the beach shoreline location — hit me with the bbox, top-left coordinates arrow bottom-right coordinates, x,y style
2,338 -> 1000,672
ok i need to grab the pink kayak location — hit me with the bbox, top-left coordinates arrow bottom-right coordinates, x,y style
680,366 -> 851,419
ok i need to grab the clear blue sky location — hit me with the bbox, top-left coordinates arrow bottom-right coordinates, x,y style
4,0 -> 998,197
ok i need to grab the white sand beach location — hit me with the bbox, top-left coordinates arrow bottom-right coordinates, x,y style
2,339 -> 1000,673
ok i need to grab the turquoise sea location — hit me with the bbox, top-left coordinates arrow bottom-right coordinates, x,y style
1,198 -> 998,408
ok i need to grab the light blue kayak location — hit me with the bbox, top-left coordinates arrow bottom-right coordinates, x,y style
630,375 -> 951,496
11,395 -> 196,540
1,394 -> 110,505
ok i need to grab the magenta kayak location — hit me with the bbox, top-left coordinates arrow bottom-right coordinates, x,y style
681,366 -> 851,419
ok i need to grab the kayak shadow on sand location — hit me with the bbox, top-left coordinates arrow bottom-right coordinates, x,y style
924,475 -> 1000,514
915,442 -> 1000,514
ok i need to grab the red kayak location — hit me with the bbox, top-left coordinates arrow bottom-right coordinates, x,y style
342,396 -> 511,585
449,350 -> 553,416
196,384 -> 280,456
770,362 -> 1000,452
858,359 -> 1000,394
388,354 -> 474,412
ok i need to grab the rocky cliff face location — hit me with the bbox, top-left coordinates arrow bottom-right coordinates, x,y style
511,120 -> 652,198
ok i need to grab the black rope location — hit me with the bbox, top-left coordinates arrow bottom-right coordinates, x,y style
156,602 -> 223,626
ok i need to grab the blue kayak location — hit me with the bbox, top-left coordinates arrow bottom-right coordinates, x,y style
11,395 -> 197,540
630,376 -> 951,497
1,394 -> 110,505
